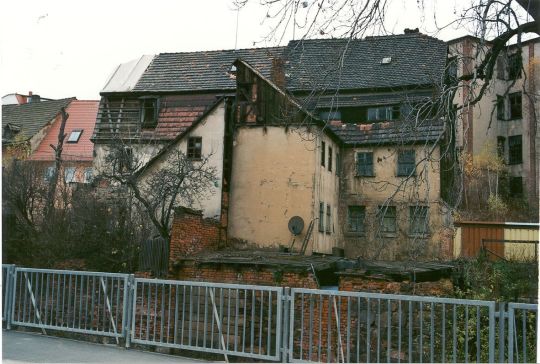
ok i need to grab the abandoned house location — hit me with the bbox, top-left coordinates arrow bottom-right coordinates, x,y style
93,32 -> 454,261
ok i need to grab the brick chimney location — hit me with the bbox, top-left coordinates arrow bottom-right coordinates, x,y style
271,57 -> 286,89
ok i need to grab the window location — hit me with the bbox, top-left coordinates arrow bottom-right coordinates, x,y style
497,136 -> 506,160
367,105 -> 400,121
318,202 -> 325,232
64,167 -> 76,183
319,111 -> 342,121
336,153 -> 341,176
446,56 -> 458,83
140,98 -> 159,128
356,152 -> 374,176
44,166 -> 56,181
509,177 -> 523,197
326,204 -> 332,234
509,92 -> 522,119
117,147 -> 133,173
328,147 -> 333,172
67,129 -> 83,143
508,135 -> 522,165
187,137 -> 202,160
496,96 -> 505,120
397,150 -> 416,176
508,53 -> 522,80
409,206 -> 429,235
348,206 -> 365,234
378,206 -> 397,234
83,168 -> 93,183
321,141 -> 326,167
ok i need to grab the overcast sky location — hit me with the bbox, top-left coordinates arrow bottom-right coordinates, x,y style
0,0 -> 469,101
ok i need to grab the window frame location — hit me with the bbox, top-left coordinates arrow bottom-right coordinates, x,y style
64,167 -> 76,183
509,92 -> 522,120
508,135 -> 523,165
409,206 -> 429,236
318,202 -> 325,232
356,152 -> 374,177
187,136 -> 203,160
67,129 -> 83,143
507,52 -> 522,80
326,204 -> 332,234
347,205 -> 366,235
140,97 -> 159,129
377,206 -> 397,235
321,141 -> 326,167
328,146 -> 333,172
83,168 -> 93,183
44,166 -> 56,181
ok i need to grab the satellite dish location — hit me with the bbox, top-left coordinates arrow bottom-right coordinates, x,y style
288,216 -> 305,235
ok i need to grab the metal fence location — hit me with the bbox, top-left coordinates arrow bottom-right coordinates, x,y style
130,278 -> 283,361
1,266 -> 538,363
9,267 -> 130,342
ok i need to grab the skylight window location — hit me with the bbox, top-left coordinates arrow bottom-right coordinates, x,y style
381,57 -> 392,64
67,130 -> 83,143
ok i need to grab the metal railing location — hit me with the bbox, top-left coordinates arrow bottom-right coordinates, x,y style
9,268 -> 130,342
2,266 -> 538,363
130,278 -> 283,361
286,288 -> 496,363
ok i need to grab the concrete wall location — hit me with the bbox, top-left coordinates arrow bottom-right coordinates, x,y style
227,126 -> 340,254
339,144 -> 450,260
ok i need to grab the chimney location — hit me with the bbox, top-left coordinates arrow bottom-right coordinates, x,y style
271,58 -> 286,89
26,91 -> 32,104
404,28 -> 419,34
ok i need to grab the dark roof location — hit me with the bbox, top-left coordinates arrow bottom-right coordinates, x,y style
330,119 -> 445,146
133,47 -> 286,93
2,98 -> 75,144
286,34 -> 448,91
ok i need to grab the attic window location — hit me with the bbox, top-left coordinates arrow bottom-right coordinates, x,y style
67,129 -> 83,143
140,97 -> 159,129
381,57 -> 392,64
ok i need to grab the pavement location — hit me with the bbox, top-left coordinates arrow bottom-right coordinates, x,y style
2,330 -> 206,363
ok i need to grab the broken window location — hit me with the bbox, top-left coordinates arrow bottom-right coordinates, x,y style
347,206 -> 365,234
508,135 -> 522,165
140,97 -> 159,128
378,206 -> 397,234
509,92 -> 522,119
328,146 -> 333,172
318,202 -> 325,232
356,152 -> 374,176
321,141 -> 326,167
326,204 -> 332,234
397,150 -> 416,176
67,129 -> 83,143
64,167 -> 76,183
187,137 -> 202,160
409,206 -> 428,235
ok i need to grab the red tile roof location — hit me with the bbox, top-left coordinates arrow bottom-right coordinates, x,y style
30,100 -> 99,161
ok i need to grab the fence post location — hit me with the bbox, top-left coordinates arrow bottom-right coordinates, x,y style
125,274 -> 135,348
498,302 -> 506,363
281,287 -> 290,363
5,265 -> 15,330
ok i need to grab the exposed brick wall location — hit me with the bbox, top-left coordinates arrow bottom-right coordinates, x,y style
169,207 -> 220,268
338,274 -> 454,296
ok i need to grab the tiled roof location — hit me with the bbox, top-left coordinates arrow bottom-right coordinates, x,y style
2,98 -> 75,144
286,34 -> 448,91
330,119 -> 445,146
132,47 -> 286,92
30,100 -> 99,161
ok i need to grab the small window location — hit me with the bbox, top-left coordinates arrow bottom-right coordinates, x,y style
378,206 -> 397,234
83,168 -> 93,183
318,202 -> 325,232
508,135 -> 522,165
497,136 -> 506,160
397,150 -> 416,176
496,96 -> 505,120
140,98 -> 159,128
509,92 -> 522,119
321,141 -> 326,167
187,137 -> 202,160
328,147 -> 333,172
64,167 -> 76,183
507,53 -> 522,80
410,206 -> 429,235
326,204 -> 332,234
348,206 -> 366,234
44,166 -> 56,181
356,152 -> 374,176
67,129 -> 83,143
509,176 -> 523,197
117,147 -> 133,173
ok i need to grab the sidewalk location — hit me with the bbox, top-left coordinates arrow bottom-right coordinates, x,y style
2,330 -> 204,363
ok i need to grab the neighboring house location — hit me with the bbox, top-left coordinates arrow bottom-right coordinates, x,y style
448,36 -> 539,215
2,97 -> 75,161
28,100 -> 99,185
95,31 -> 452,259
2,91 -> 53,105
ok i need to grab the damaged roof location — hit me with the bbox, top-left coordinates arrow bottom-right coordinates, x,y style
330,119 -> 446,146
2,98 -> 75,144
